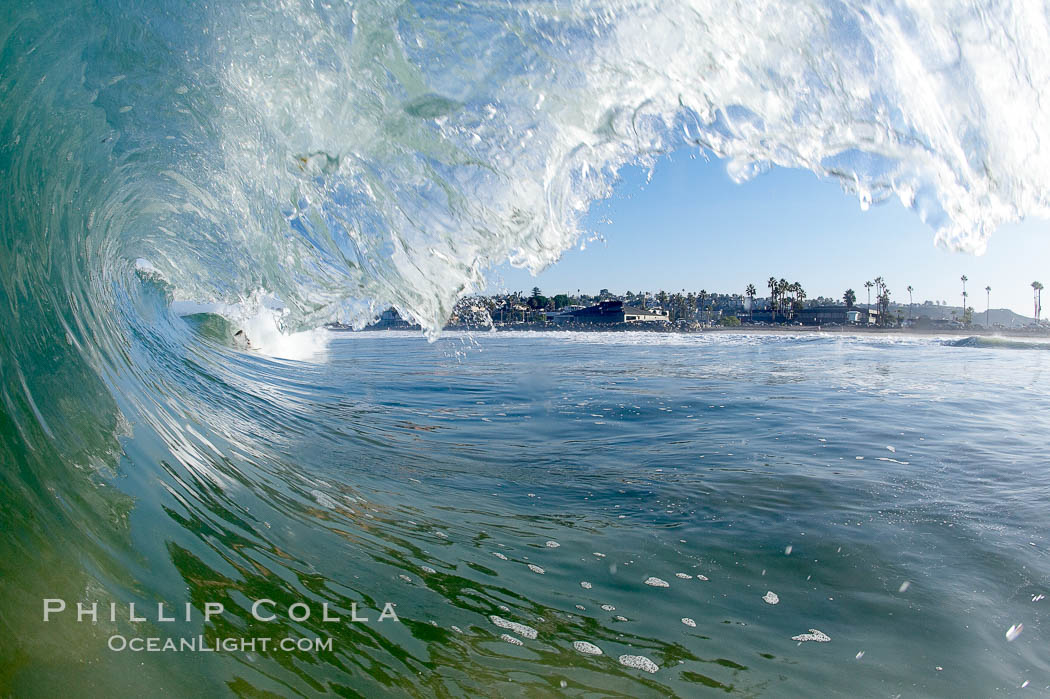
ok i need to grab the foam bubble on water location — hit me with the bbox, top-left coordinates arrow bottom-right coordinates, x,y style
421,565 -> 436,574
575,604 -> 586,611
1006,623 -> 1023,641
501,633 -> 523,646
451,625 -> 462,633
1032,594 -> 1045,602
784,545 -> 793,555
675,573 -> 692,579
573,641 -> 603,655
644,576 -> 670,587
899,581 -> 911,593
580,581 -> 593,589
887,446 -> 896,453
601,604 -> 616,611
682,617 -> 696,627
614,615 -> 628,622
490,615 -> 538,640
792,629 -> 831,643
492,552 -> 508,560
399,574 -> 412,583
528,564 -> 545,574
763,591 -> 780,605
856,650 -> 865,660
545,541 -> 560,548
593,552 -> 606,558
696,575 -> 709,581
618,654 -> 659,673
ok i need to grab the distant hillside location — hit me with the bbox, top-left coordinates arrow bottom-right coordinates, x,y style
883,302 -> 1034,328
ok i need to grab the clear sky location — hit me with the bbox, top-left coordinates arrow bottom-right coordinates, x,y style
489,150 -> 1049,318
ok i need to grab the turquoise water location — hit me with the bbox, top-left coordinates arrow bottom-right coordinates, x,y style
5,0 -> 1050,695
8,328 -> 1049,695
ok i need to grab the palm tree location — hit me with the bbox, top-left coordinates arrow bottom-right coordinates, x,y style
767,277 -> 777,322
864,280 -> 874,321
792,282 -> 806,318
960,275 -> 968,314
985,286 -> 991,327
746,284 -> 756,320
843,288 -> 856,309
699,290 -> 708,323
906,285 -> 913,320
778,279 -> 789,321
1034,281 -> 1044,322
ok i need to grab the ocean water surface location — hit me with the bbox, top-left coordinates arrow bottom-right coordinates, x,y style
4,0 -> 1050,695
10,329 -> 1048,695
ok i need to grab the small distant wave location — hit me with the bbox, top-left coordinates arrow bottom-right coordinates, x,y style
947,336 -> 1050,350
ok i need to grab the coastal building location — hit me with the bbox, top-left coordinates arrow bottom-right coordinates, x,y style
567,300 -> 669,324
797,305 -> 878,325
547,305 -> 586,324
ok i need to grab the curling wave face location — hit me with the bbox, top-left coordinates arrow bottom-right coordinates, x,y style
2,0 -> 1050,694
6,0 -> 1050,338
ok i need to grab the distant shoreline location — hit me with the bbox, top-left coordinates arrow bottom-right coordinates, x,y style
337,323 -> 1050,339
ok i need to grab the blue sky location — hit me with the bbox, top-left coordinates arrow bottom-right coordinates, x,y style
489,151 -> 1049,318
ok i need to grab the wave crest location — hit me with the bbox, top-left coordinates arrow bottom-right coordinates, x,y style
31,0 -> 1038,336
4,0 -> 1050,339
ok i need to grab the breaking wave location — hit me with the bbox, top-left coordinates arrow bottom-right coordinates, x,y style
5,0 -> 1050,337
2,0 -> 1050,692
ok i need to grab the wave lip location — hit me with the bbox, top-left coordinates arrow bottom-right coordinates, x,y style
8,0 -> 1047,338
